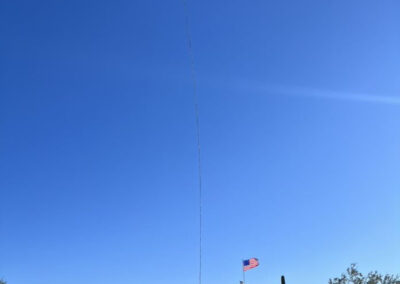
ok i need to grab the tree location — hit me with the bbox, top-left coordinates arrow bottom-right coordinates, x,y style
329,264 -> 400,284
0,280 -> 6,284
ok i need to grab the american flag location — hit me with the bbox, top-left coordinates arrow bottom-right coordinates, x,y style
243,258 -> 259,271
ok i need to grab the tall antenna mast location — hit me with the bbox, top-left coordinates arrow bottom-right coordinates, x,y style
182,1 -> 203,284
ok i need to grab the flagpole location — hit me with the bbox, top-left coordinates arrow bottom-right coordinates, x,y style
242,260 -> 245,284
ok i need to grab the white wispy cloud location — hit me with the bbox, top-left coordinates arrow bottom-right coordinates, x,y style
253,84 -> 400,106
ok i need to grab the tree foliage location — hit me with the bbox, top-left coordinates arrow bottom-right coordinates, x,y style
0,280 -> 6,284
329,264 -> 400,284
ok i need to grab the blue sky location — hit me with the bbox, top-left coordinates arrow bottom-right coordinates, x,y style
1,1 -> 400,284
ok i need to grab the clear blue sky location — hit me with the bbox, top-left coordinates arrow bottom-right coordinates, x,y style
1,1 -> 399,284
